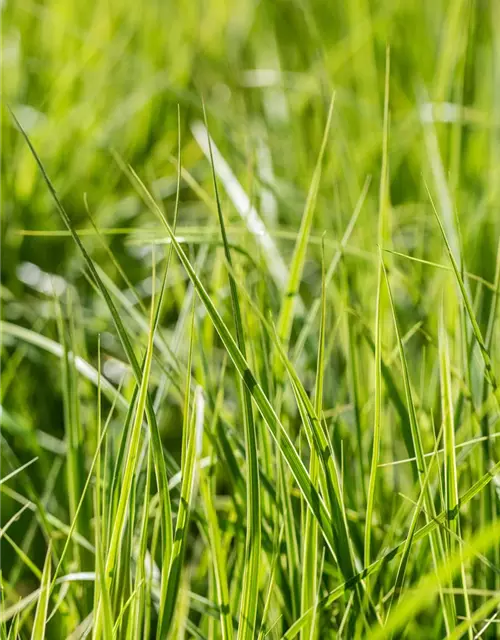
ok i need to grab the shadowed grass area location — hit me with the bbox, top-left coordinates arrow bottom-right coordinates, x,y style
2,0 -> 500,637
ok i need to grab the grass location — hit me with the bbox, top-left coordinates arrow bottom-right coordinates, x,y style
2,0 -> 500,637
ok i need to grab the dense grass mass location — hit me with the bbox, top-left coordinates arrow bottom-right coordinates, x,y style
3,0 -> 500,637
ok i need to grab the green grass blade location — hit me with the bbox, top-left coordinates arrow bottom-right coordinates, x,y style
159,384 -> 205,638
427,184 -> 499,404
439,307 -> 472,633
30,543 -> 52,640
300,240 -> 326,639
275,94 -> 335,355
200,471 -> 234,640
364,45 -> 390,578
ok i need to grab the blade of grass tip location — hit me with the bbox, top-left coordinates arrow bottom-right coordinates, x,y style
10,109 -> 173,594
292,175 -> 370,363
0,503 -> 33,539
190,118 -> 291,301
30,543 -> 52,640
369,519 -> 500,640
439,306 -> 472,634
300,236 -> 327,640
365,46 -> 390,582
129,165 -> 337,556
426,182 -> 499,407
94,258 -> 158,639
275,93 -> 335,369
383,260 -> 456,634
201,100 -> 262,640
0,458 -> 39,486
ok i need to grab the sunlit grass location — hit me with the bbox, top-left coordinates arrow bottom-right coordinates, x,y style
2,0 -> 500,638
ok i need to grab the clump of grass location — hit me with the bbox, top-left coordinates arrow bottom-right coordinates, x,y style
3,1 -> 500,638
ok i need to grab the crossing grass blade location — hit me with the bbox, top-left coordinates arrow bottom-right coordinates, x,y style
128,166 -> 338,558
292,176 -> 370,363
5,9 -> 500,639
386,428 -> 443,622
446,593 -> 500,640
282,454 -> 500,639
368,519 -> 500,640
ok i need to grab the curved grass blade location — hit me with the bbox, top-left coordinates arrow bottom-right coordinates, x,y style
9,112 -> 174,591
0,321 -> 125,409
